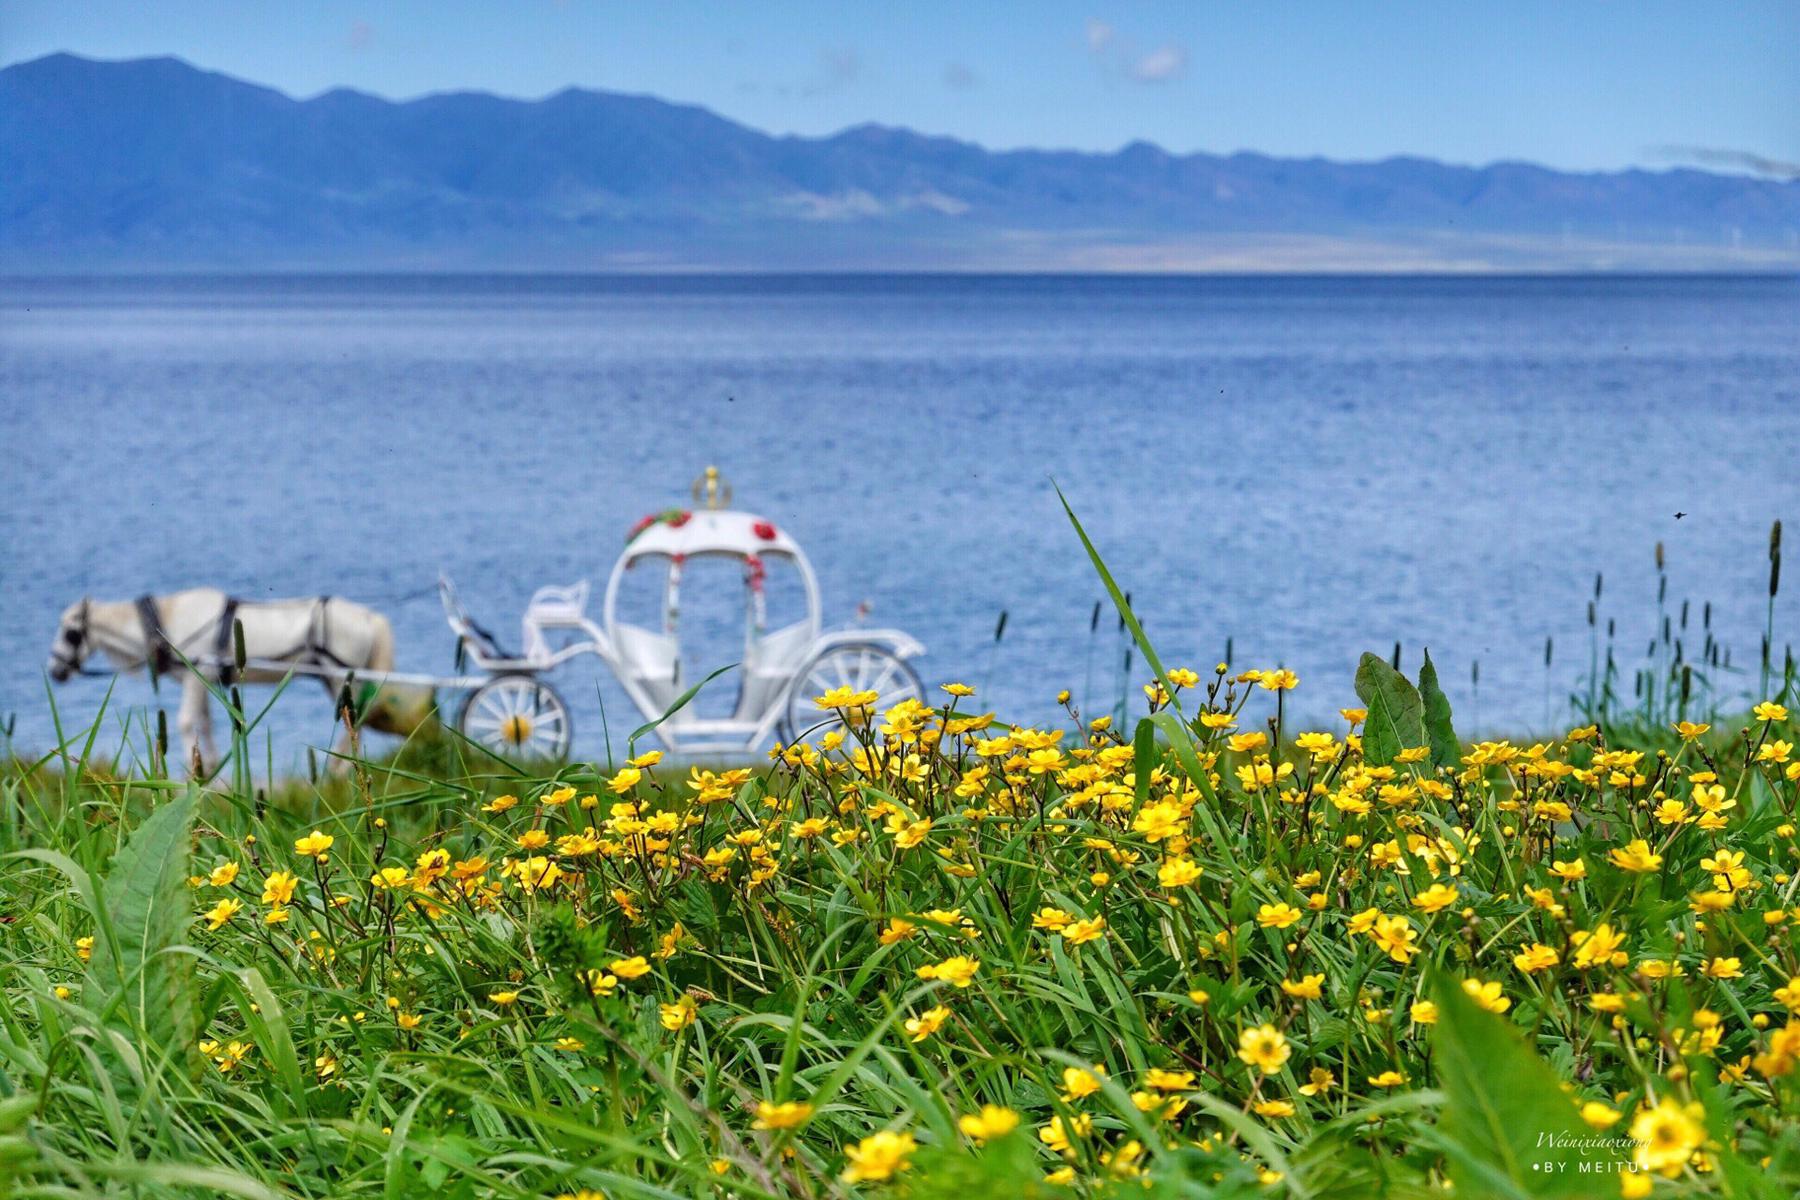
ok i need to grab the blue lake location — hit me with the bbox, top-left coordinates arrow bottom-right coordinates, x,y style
4,273 -> 1797,765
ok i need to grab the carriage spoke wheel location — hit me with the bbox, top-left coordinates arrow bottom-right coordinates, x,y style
458,676 -> 572,761
781,644 -> 925,743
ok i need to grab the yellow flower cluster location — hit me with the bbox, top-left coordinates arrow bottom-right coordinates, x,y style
141,669 -> 1800,1194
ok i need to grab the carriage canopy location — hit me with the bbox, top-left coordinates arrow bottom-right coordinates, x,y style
605,494 -> 822,719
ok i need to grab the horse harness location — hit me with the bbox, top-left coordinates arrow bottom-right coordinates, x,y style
134,594 -> 349,685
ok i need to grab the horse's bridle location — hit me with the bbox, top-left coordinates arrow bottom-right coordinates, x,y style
49,599 -> 92,679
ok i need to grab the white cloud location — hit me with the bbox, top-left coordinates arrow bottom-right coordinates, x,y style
1085,18 -> 1186,85
1130,45 -> 1188,82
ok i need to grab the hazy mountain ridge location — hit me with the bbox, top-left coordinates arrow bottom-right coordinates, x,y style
4,53 -> 1797,271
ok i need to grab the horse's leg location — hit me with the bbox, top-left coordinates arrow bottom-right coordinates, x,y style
321,610 -> 395,771
329,693 -> 354,772
368,613 -> 396,675
324,673 -> 358,774
179,672 -> 215,774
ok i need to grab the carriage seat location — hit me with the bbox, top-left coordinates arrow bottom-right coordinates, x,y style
438,574 -> 517,663
612,622 -> 682,715
734,620 -> 816,721
521,581 -> 591,662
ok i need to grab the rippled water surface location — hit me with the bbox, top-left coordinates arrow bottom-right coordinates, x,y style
4,274 -> 1797,764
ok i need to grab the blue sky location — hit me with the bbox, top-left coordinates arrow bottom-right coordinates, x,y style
4,1 -> 1796,172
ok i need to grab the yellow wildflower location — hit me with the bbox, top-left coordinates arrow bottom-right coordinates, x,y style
841,1130 -> 917,1183
958,1105 -> 1020,1141
293,830 -> 334,859
753,1100 -> 814,1130
916,956 -> 981,987
203,897 -> 242,930
1237,1024 -> 1291,1075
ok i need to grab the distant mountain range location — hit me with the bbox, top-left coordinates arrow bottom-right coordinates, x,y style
4,53 -> 1798,272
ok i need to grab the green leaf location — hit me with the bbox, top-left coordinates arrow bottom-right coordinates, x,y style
1054,484 -> 1171,696
230,967 -> 308,1120
1132,718 -> 1156,815
1055,485 -> 1216,805
1142,711 -> 1229,850
65,1161 -> 288,1200
1657,984 -> 1780,1200
628,663 -> 737,748
1418,650 -> 1461,773
83,790 -> 199,1071
1355,652 -> 1424,767
1430,970 -> 1624,1198
5,848 -> 104,921
1186,1091 -> 1305,1196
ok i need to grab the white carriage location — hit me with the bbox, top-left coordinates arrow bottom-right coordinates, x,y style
441,469 -> 926,759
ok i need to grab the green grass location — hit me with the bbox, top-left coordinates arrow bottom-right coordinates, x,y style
6,682 -> 1800,1199
0,514 -> 1794,1198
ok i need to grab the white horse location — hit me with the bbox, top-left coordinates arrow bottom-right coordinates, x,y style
46,588 -> 429,769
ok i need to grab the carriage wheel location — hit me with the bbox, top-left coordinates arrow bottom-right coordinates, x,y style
457,675 -> 573,761
781,644 -> 925,743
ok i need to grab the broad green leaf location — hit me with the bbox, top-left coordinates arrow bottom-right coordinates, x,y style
1418,650 -> 1461,773
1355,652 -> 1424,767
1430,970 -> 1624,1198
83,790 -> 198,1070
1132,718 -> 1156,815
1149,710 -> 1218,806
230,967 -> 308,1120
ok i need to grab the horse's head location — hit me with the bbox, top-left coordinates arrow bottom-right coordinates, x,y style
47,599 -> 92,683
